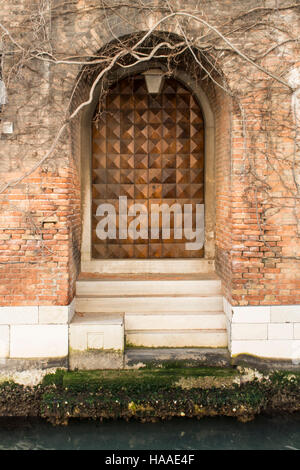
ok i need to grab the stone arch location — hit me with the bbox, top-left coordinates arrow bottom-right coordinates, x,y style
69,32 -> 231,275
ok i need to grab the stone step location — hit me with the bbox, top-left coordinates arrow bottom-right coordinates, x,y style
81,259 -> 215,274
76,278 -> 222,297
75,295 -> 223,313
125,312 -> 226,330
125,347 -> 231,368
126,329 -> 228,348
71,312 -> 124,326
69,312 -> 124,370
69,312 -> 124,352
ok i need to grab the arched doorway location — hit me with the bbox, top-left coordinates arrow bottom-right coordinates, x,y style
80,64 -> 215,273
91,73 -> 205,260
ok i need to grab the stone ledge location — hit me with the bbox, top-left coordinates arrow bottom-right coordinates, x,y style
0,301 -> 75,326
38,299 -> 75,324
0,307 -> 38,325
0,357 -> 68,373
69,312 -> 124,352
69,350 -> 123,370
124,348 -> 231,369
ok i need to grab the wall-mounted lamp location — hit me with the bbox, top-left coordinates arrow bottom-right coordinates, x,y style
2,122 -> 13,134
143,69 -> 164,94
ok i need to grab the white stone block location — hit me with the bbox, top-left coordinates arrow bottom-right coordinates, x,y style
76,279 -> 222,296
226,318 -> 232,351
39,306 -> 68,324
10,325 -> 68,358
291,341 -> 300,363
69,313 -> 124,351
76,295 -> 223,313
38,299 -> 75,324
231,323 -> 267,340
125,312 -> 226,330
270,305 -> 300,323
126,330 -> 227,348
268,323 -> 293,340
231,339 -> 300,359
0,306 -> 38,325
294,323 -> 300,340
39,301 -> 75,324
232,306 -> 270,324
87,333 -> 104,349
68,299 -> 75,323
223,297 -> 233,320
0,326 -> 9,358
82,258 -> 215,274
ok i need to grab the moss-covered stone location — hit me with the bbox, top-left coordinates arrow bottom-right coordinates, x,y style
0,367 -> 300,425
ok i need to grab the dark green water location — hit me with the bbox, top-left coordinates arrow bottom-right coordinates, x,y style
0,416 -> 300,450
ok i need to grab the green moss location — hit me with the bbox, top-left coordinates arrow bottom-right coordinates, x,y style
38,376 -> 271,424
0,379 -> 15,386
56,367 -> 238,393
1,368 -> 300,425
42,369 -> 66,387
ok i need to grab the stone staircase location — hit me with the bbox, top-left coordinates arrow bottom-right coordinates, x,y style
72,274 -> 227,352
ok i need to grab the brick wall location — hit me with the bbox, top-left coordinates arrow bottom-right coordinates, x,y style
215,90 -> 233,303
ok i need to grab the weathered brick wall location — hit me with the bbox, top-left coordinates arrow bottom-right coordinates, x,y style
0,0 -> 299,307
215,90 -> 233,303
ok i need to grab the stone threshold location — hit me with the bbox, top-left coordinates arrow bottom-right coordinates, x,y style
78,272 -> 220,281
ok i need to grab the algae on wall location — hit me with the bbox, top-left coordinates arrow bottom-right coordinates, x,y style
1,368 -> 300,425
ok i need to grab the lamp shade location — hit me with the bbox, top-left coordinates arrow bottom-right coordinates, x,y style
143,69 -> 164,94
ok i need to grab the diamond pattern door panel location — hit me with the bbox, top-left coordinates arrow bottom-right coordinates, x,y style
92,75 -> 204,259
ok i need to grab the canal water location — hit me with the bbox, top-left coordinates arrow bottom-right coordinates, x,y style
0,415 -> 300,450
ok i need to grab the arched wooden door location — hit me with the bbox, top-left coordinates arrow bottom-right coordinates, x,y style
92,74 -> 204,259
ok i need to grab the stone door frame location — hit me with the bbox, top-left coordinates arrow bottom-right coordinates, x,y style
80,64 -> 216,273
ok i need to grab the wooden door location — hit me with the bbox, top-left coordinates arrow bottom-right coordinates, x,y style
92,75 -> 204,259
